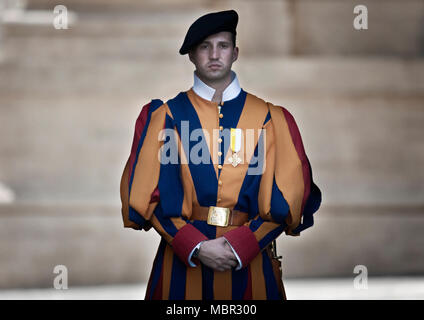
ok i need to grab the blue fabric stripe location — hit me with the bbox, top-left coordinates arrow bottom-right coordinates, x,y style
146,238 -> 166,300
166,93 -> 218,207
201,265 -> 214,300
263,111 -> 271,125
128,206 -> 146,227
158,113 -> 185,218
218,90 -> 247,164
258,223 -> 285,250
233,173 -> 261,218
169,251 -> 187,300
249,216 -> 265,233
231,265 -> 248,300
153,202 -> 179,238
234,117 -> 267,218
192,220 -> 215,239
193,221 -> 216,300
262,250 -> 281,300
269,179 -> 290,224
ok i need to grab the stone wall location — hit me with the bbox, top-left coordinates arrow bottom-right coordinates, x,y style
25,0 -> 424,57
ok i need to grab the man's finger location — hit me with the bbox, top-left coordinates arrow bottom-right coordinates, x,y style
224,253 -> 238,262
220,261 -> 236,270
228,260 -> 237,267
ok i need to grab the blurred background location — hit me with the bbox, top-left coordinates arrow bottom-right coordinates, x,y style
0,0 -> 423,299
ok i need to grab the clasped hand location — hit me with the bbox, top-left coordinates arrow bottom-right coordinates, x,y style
197,237 -> 238,272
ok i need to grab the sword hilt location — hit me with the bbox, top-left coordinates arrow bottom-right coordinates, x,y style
271,240 -> 282,260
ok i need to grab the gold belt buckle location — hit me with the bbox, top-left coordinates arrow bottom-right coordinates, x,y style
207,206 -> 230,227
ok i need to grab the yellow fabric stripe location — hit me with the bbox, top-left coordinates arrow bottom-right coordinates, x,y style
268,103 -> 304,232
253,221 -> 281,243
170,217 -> 187,231
250,253 -> 267,300
162,243 -> 173,300
213,270 -> 232,300
185,266 -> 202,300
230,128 -> 235,152
120,158 -> 137,228
129,105 -> 166,220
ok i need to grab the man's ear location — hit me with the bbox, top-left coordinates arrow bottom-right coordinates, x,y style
232,46 -> 239,63
188,51 -> 194,63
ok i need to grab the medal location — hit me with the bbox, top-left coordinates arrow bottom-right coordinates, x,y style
228,128 -> 242,167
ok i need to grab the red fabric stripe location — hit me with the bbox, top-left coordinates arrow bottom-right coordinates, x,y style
172,224 -> 208,266
223,226 -> 260,267
128,102 -> 160,203
129,103 -> 150,180
281,107 -> 311,214
243,265 -> 253,300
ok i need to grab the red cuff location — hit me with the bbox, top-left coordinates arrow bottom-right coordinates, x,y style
172,224 -> 208,266
223,226 -> 260,267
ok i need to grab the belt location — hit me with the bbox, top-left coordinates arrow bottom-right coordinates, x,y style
191,205 -> 249,227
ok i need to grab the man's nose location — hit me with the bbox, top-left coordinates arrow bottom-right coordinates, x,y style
209,45 -> 219,59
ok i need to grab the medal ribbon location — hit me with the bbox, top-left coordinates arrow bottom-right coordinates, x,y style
230,128 -> 241,153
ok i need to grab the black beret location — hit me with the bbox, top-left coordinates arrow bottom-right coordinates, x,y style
179,10 -> 238,55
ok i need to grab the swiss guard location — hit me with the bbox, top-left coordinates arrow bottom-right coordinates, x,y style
120,9 -> 322,300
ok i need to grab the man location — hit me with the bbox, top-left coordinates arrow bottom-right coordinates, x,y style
120,10 -> 321,300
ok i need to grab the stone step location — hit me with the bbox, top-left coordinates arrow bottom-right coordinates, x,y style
285,276 -> 424,300
2,277 -> 424,299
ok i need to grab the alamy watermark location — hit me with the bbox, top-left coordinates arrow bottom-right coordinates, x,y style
53,264 -> 68,289
158,122 -> 266,176
53,5 -> 68,29
353,5 -> 368,30
353,264 -> 368,290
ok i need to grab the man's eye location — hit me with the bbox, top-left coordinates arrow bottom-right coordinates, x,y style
200,44 -> 208,49
220,44 -> 228,48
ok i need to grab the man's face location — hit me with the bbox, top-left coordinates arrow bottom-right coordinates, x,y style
189,31 -> 238,83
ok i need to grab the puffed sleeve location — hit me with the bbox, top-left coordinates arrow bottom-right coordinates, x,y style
122,100 -> 208,266
120,100 -> 162,230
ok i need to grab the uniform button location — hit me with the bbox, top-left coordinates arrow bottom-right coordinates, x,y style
218,151 -> 222,156
217,198 -> 221,203
218,164 -> 222,169
218,180 -> 223,185
217,138 -> 222,143
219,126 -> 223,131
219,113 -> 223,119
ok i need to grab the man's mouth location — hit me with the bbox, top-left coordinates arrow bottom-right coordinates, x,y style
208,64 -> 222,69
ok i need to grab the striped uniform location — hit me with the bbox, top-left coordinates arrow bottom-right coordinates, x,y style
120,88 -> 321,300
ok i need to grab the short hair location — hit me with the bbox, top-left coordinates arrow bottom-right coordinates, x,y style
189,32 -> 236,52
189,33 -> 237,55
231,33 -> 237,48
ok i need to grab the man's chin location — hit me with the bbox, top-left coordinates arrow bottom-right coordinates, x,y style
202,70 -> 229,82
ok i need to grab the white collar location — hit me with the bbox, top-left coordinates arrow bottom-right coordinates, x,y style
192,71 -> 241,102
